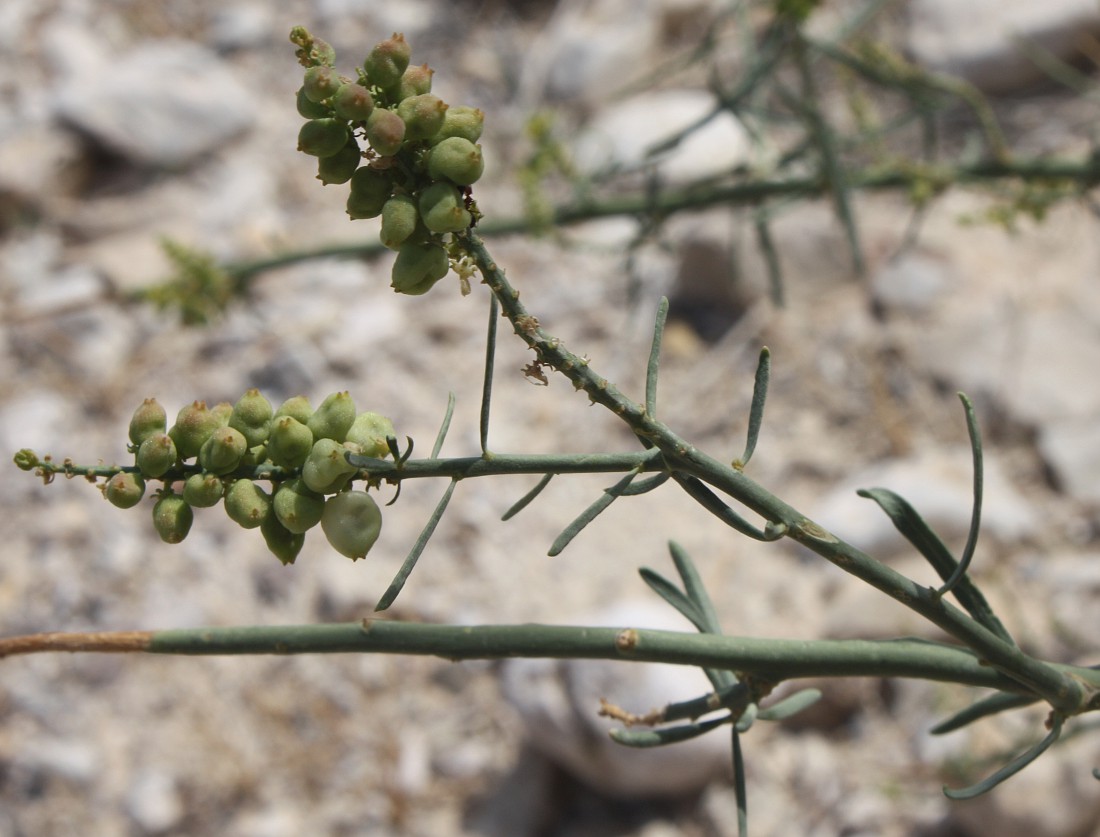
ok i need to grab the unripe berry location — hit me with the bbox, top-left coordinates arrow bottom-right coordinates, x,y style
302,65 -> 341,103
153,491 -> 193,544
427,137 -> 484,185
418,182 -> 471,233
198,426 -> 248,475
137,432 -> 177,479
302,438 -> 357,494
105,471 -> 146,509
317,136 -> 362,185
389,64 -> 433,101
347,166 -> 394,219
322,490 -> 382,560
391,241 -> 449,295
274,395 -> 313,425
379,194 -> 419,250
296,86 -> 330,119
261,513 -> 305,566
182,471 -> 225,508
307,391 -> 357,442
397,94 -> 447,141
224,479 -> 272,529
365,108 -> 406,157
345,412 -> 396,459
170,401 -> 224,460
308,37 -> 336,68
430,105 -> 484,146
363,33 -> 411,90
298,118 -> 350,158
273,478 -> 326,534
229,389 -> 273,448
332,83 -> 374,121
211,401 -> 233,427
128,398 -> 167,447
268,415 -> 314,469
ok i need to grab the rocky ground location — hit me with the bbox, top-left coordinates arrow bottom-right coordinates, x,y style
2,1 -> 1100,835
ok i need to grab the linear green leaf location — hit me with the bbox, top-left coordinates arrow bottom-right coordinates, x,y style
938,392 -> 983,597
548,471 -> 638,556
737,347 -> 771,469
646,297 -> 669,418
943,713 -> 1064,800
480,294 -> 499,454
375,478 -> 458,612
501,473 -> 554,521
757,688 -> 823,722
638,567 -> 708,633
609,714 -> 729,748
930,692 -> 1037,735
431,392 -> 456,459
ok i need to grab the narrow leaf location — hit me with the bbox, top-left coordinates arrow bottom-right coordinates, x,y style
733,729 -> 748,837
431,392 -> 456,459
548,471 -> 637,556
669,541 -> 722,634
757,688 -> 823,722
938,392 -> 983,597
673,473 -> 781,541
943,714 -> 1063,800
610,714 -> 729,748
931,692 -> 1037,735
737,346 -> 771,468
375,479 -> 458,612
480,294 -> 499,454
501,473 -> 554,521
638,567 -> 708,633
646,297 -> 669,418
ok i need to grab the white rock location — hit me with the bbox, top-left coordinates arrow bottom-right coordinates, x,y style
1039,419 -> 1100,507
499,600 -> 730,798
906,0 -> 1100,91
573,89 -> 750,182
869,250 -> 954,316
53,39 -> 255,167
126,769 -> 184,832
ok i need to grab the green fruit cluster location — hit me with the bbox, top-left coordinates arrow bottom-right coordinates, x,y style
289,26 -> 485,296
110,390 -> 394,565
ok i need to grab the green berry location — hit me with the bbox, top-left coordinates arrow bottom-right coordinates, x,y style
430,106 -> 484,145
391,241 -> 449,295
224,479 -> 272,529
303,65 -> 341,103
198,426 -> 248,475
307,391 -> 357,442
332,83 -> 374,121
302,438 -> 357,494
153,491 -> 193,544
322,490 -> 382,560
427,137 -> 484,186
379,194 -> 420,250
105,471 -> 146,509
345,412 -> 396,459
273,478 -> 326,534
228,389 -> 273,448
365,108 -> 406,157
268,416 -> 314,469
296,86 -> 330,119
211,402 -> 233,427
298,118 -> 350,158
137,432 -> 177,479
347,166 -> 394,219
274,395 -> 313,425
363,33 -> 411,90
169,401 -> 224,460
396,94 -> 447,141
128,398 -> 167,447
261,513 -> 305,566
389,64 -> 433,101
418,182 -> 471,233
308,37 -> 336,68
317,136 -> 362,185
182,472 -> 225,508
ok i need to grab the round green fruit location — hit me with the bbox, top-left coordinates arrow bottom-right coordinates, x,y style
363,33 -> 411,90
427,137 -> 484,186
430,106 -> 484,146
321,490 -> 382,560
296,86 -> 330,119
302,65 -> 341,103
418,182 -> 471,233
169,401 -> 224,460
346,412 -> 396,459
298,118 -> 350,158
379,194 -> 419,251
268,416 -> 314,469
198,426 -> 248,475
365,108 -> 406,157
302,438 -> 357,494
261,513 -> 305,566
153,492 -> 193,544
273,478 -> 326,534
396,94 -> 447,141
228,389 -> 273,448
182,472 -> 225,508
128,398 -> 167,447
307,391 -> 357,443
224,479 -> 272,529
391,241 -> 449,295
105,471 -> 146,509
137,432 -> 177,479
332,83 -> 374,121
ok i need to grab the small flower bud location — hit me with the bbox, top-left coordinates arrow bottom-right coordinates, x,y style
322,490 -> 382,560
430,106 -> 484,146
170,401 -> 224,460
224,479 -> 272,529
274,395 -> 313,425
391,241 -> 449,295
298,118 -> 350,158
345,412 -> 396,459
317,136 -> 362,185
302,65 -> 341,103
261,513 -> 305,566
347,166 -> 394,219
418,181 -> 471,233
153,491 -> 193,544
389,64 -> 433,101
363,33 -> 411,90
365,108 -> 406,157
396,94 -> 447,141
105,471 -> 146,509
307,391 -> 357,443
427,137 -> 484,186
302,438 -> 357,494
268,415 -> 314,469
198,426 -> 248,475
228,389 -> 274,448
128,398 -> 167,447
137,432 -> 177,479
296,86 -> 330,119
379,194 -> 419,250
332,83 -> 374,121
182,472 -> 225,508
273,478 -> 326,534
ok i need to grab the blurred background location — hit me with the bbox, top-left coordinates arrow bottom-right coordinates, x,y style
3,1 -> 1100,834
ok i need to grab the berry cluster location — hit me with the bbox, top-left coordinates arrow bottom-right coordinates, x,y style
290,27 -> 485,295
107,390 -> 394,565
